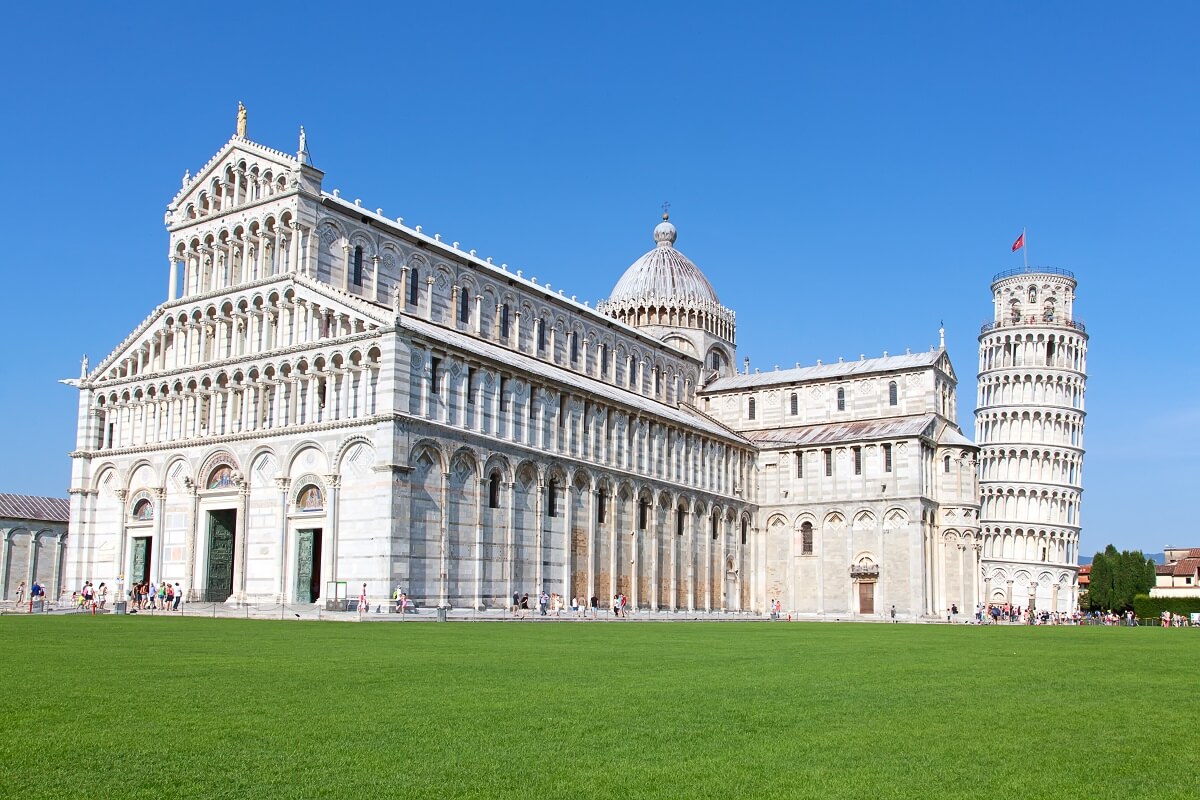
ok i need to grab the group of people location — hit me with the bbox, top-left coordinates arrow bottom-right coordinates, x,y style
70,581 -> 108,613
127,581 -> 184,611
10,581 -> 48,609
509,591 -> 611,618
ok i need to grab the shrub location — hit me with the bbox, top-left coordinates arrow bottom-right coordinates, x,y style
1132,594 -> 1200,618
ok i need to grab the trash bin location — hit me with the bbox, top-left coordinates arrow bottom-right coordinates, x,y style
114,601 -> 127,615
436,607 -> 448,622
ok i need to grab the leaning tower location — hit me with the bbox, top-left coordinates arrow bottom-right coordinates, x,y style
976,268 -> 1087,613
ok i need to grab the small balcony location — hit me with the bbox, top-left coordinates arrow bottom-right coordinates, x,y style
981,316 -> 1086,335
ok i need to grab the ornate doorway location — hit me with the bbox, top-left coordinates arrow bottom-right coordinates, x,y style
205,509 -> 237,601
295,529 -> 322,603
131,537 -> 151,585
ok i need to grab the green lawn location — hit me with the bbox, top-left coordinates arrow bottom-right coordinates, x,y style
0,617 -> 1194,799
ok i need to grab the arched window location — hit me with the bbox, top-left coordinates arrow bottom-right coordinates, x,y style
570,332 -> 579,364
600,343 -> 609,377
740,518 -> 747,546
488,473 -> 501,508
409,268 -> 420,306
597,488 -> 608,524
297,484 -> 324,511
676,506 -> 685,536
638,498 -> 648,530
352,246 -> 363,286
132,499 -> 153,521
499,303 -> 510,338
711,514 -> 720,540
459,287 -> 470,323
883,443 -> 893,473
801,521 -> 813,555
710,350 -> 722,371
836,388 -> 845,411
790,392 -> 798,416
748,397 -> 756,420
888,381 -> 898,406
547,478 -> 559,518
944,454 -> 952,473
1028,286 -> 1037,304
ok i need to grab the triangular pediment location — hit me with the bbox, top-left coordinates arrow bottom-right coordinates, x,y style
87,273 -> 390,385
936,351 -> 956,382
166,136 -> 311,225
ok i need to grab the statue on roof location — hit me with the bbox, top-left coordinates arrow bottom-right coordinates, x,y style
80,354 -> 88,379
236,102 -> 247,138
181,169 -> 190,188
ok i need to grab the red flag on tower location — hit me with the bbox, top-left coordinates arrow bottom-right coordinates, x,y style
1011,232 -> 1025,252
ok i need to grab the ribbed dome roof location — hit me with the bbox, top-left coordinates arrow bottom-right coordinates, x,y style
607,217 -> 721,306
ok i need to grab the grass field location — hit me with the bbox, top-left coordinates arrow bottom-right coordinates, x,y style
1,617 -> 1195,799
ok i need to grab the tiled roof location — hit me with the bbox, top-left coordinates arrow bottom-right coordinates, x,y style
742,414 -> 938,448
1156,563 -> 1176,576
705,352 -> 942,392
0,494 -> 69,523
1172,558 -> 1200,577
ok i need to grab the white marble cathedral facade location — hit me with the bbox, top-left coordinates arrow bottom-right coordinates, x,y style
64,116 -> 986,618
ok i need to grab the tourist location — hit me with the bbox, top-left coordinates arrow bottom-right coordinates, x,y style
612,594 -> 621,617
590,595 -> 598,619
14,581 -> 25,606
520,593 -> 530,615
97,582 -> 108,610
358,583 -> 368,617
173,583 -> 183,611
619,594 -> 628,618
890,604 -> 896,623
159,582 -> 168,609
538,590 -> 549,616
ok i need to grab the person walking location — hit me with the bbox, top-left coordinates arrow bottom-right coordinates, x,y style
14,581 -> 26,607
890,604 -> 896,623
173,583 -> 183,611
358,583 -> 369,618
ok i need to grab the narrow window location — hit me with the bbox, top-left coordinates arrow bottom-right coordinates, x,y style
883,443 -> 893,473
824,449 -> 833,477
352,246 -> 363,286
409,268 -> 420,306
547,479 -> 559,518
529,387 -> 537,419
583,400 -> 590,435
655,369 -> 662,397
888,381 -> 898,406
944,454 -> 952,473
676,506 -> 684,537
570,332 -> 579,364
790,392 -> 798,416
600,343 -> 609,377
710,350 -> 721,371
499,376 -> 508,411
748,397 -> 756,420
837,387 -> 845,411
466,367 -> 475,405
488,473 -> 501,508
740,519 -> 747,546
430,357 -> 440,395
638,499 -> 648,531
801,522 -> 813,555
795,451 -> 803,478
711,515 -> 719,540
597,488 -> 608,524
559,394 -> 567,429
853,446 -> 862,475
459,287 -> 470,323
499,304 -> 509,339
537,319 -> 546,352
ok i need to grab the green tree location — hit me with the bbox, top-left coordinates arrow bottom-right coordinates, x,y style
1084,545 -> 1156,612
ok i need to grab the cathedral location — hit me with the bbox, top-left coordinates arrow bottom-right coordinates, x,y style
62,112 -> 1081,618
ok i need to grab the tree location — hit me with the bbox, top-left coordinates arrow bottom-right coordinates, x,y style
1083,545 -> 1156,612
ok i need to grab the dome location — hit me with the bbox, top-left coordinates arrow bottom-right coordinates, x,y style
607,216 -> 721,306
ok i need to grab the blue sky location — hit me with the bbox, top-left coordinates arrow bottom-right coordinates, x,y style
1,2 -> 1195,555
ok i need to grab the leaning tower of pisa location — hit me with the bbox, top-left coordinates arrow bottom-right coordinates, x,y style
976,267 -> 1087,613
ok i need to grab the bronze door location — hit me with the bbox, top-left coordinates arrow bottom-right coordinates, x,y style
295,529 -> 321,602
205,510 -> 236,601
131,537 -> 151,585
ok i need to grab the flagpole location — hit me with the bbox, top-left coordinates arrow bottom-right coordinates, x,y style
1022,226 -> 1029,271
